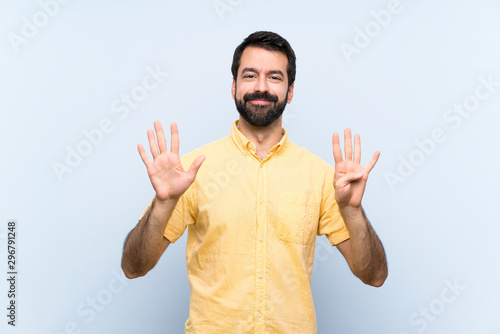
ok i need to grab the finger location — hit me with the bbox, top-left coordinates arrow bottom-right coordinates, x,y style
353,134 -> 361,164
154,121 -> 167,154
170,123 -> 179,155
187,155 -> 206,181
339,171 -> 363,185
147,128 -> 159,159
137,143 -> 152,168
332,132 -> 343,164
365,151 -> 380,173
344,128 -> 352,161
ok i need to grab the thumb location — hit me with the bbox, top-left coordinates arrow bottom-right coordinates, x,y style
338,172 -> 363,186
187,155 -> 206,180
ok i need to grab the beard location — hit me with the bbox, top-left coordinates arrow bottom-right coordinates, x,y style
235,89 -> 288,128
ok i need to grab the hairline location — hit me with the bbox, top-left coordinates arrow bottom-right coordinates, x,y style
234,45 -> 291,85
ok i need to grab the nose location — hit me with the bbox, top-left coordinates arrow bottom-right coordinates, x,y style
254,76 -> 269,93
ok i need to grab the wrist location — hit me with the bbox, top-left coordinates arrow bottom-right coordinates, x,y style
154,195 -> 179,208
339,205 -> 363,220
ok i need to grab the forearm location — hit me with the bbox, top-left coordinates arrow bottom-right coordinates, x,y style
121,195 -> 177,278
340,206 -> 388,287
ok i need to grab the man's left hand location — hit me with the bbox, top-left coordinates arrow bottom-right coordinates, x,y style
332,128 -> 379,209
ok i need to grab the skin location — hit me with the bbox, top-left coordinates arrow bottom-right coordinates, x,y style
232,47 -> 293,160
121,122 -> 205,278
332,130 -> 388,287
121,46 -> 388,287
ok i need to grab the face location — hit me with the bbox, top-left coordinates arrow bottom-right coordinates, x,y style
232,46 -> 294,127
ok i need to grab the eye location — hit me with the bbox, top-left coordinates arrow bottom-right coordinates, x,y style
243,74 -> 255,79
270,75 -> 283,81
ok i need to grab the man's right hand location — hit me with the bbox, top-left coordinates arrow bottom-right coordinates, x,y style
138,121 -> 205,202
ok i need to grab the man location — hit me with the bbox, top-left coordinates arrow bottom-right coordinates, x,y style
121,31 -> 388,333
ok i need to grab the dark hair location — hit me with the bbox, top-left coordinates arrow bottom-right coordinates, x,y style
231,31 -> 296,87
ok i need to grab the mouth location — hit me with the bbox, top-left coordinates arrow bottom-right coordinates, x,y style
249,99 -> 273,105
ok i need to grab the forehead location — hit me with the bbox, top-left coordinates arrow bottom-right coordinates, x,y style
238,46 -> 288,75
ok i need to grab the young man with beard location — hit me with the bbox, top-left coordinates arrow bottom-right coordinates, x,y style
121,31 -> 388,333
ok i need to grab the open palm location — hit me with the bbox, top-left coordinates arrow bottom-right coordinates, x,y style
332,128 -> 379,208
138,121 -> 205,201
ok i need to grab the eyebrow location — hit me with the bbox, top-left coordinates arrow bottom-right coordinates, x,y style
241,67 -> 285,77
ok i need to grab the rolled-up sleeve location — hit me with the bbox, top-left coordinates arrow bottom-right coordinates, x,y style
317,165 -> 350,246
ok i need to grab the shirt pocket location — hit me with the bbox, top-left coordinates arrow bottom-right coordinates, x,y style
278,191 -> 315,245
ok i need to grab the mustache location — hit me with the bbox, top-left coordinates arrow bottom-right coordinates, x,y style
243,92 -> 278,103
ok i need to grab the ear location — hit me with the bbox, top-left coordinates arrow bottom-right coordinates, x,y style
231,79 -> 236,100
286,82 -> 294,104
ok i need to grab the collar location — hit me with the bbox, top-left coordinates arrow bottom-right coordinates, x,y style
230,120 -> 288,157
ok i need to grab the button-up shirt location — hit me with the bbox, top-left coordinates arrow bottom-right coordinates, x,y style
140,120 -> 350,333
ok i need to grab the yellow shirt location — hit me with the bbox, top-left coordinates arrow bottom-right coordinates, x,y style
140,120 -> 350,333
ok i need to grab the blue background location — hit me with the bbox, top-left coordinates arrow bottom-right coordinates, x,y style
1,0 -> 499,333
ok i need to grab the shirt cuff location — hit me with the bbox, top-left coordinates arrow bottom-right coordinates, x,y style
164,225 -> 182,244
327,230 -> 350,246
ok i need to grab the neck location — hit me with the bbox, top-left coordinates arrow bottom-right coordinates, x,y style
237,116 -> 284,160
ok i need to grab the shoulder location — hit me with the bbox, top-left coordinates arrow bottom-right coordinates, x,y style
179,135 -> 232,167
285,140 -> 336,196
286,140 -> 334,174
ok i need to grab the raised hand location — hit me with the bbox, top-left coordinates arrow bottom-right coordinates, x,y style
138,121 -> 205,202
332,128 -> 379,209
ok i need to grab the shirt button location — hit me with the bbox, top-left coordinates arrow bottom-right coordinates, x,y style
258,312 -> 262,318
259,237 -> 263,242
242,149 -> 246,154
260,199 -> 264,204
259,274 -> 263,279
